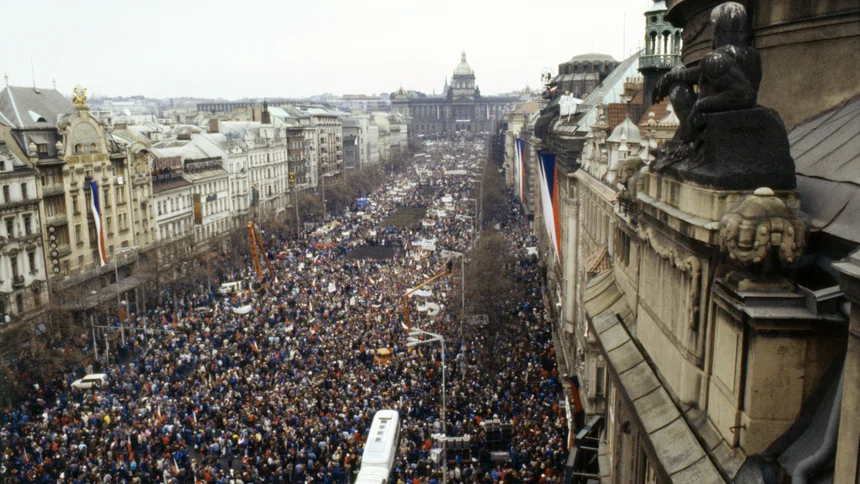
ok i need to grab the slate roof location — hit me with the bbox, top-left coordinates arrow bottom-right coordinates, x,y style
790,96 -> 860,243
566,53 -> 617,63
0,86 -> 73,129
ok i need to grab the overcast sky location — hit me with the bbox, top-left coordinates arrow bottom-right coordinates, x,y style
2,0 -> 655,100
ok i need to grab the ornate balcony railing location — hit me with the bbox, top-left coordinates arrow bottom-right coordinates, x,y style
639,54 -> 681,70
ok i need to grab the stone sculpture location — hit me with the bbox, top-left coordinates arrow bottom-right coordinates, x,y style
649,2 -> 796,190
719,187 -> 806,289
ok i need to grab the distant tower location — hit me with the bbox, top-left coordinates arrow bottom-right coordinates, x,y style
639,0 -> 682,108
261,99 -> 271,124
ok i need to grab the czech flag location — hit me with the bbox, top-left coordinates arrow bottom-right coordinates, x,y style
88,179 -> 108,266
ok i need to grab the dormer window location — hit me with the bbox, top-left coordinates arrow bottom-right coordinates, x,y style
37,144 -> 48,155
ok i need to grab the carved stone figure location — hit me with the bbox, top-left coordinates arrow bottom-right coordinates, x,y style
616,155 -> 643,187
653,2 -> 760,141
648,2 -> 796,190
719,187 -> 806,288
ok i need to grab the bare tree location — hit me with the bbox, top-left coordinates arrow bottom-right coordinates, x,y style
465,231 -> 520,372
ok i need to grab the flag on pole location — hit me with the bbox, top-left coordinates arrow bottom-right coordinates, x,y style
88,179 -> 108,266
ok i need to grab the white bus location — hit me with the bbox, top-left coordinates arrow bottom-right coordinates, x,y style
355,410 -> 401,484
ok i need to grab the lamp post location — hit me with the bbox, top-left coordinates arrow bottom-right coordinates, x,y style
405,328 -> 447,484
114,246 -> 138,344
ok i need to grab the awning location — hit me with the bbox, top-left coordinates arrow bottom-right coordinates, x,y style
27,132 -> 53,145
59,276 -> 141,311
585,271 -> 723,483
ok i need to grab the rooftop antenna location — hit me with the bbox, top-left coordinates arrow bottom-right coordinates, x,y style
3,73 -> 8,87
30,58 -> 40,93
52,77 -> 56,90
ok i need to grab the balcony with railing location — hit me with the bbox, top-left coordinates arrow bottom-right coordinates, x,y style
639,54 -> 680,70
46,214 -> 68,227
42,184 -> 65,197
12,275 -> 25,288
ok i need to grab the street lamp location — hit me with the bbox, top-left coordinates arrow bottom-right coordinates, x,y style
405,328 -> 447,484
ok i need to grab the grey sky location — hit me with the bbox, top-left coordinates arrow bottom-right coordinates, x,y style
2,0 -> 655,99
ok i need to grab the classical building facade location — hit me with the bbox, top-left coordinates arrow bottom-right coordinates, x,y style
0,142 -> 47,334
391,52 -> 519,136
0,86 -> 149,312
521,0 -> 860,482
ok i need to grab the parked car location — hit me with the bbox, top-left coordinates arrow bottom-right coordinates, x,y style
71,373 -> 108,390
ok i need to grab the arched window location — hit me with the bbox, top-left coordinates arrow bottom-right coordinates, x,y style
89,143 -> 97,153
74,144 -> 83,154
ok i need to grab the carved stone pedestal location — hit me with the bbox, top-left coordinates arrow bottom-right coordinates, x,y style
653,108 -> 796,191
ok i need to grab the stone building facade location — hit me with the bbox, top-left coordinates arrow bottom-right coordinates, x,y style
519,0 -> 860,482
0,142 -> 47,333
391,52 -> 519,136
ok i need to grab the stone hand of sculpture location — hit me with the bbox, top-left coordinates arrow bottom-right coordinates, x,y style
652,66 -> 699,105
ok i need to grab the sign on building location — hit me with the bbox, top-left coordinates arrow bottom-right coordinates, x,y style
192,193 -> 202,225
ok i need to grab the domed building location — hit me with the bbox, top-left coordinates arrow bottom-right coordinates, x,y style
391,51 -> 519,136
553,53 -> 619,98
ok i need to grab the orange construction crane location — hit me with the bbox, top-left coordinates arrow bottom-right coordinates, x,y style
247,222 -> 274,281
400,260 -> 453,332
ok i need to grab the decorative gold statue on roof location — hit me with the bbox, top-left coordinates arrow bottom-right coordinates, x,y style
72,85 -> 88,109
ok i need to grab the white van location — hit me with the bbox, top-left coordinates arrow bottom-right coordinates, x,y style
71,373 -> 109,390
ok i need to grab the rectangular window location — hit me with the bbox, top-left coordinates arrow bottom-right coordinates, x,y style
72,195 -> 79,215
37,143 -> 48,154
23,215 -> 31,235
596,367 -> 606,397
2,185 -> 8,203
75,224 -> 83,244
10,255 -> 18,277
88,222 -> 97,247
106,216 -> 112,234
104,188 -> 110,207
20,183 -> 28,200
5,218 -> 13,238
56,226 -> 69,247
27,251 -> 36,273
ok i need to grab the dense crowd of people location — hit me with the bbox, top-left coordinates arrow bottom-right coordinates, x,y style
0,139 -> 568,483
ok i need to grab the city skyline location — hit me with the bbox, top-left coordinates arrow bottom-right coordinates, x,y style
2,0 -> 653,99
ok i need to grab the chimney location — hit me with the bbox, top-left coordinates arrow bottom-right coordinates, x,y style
208,118 -> 219,133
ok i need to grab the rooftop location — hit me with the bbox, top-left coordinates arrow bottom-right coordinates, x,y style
0,86 -> 73,129
791,95 -> 860,243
